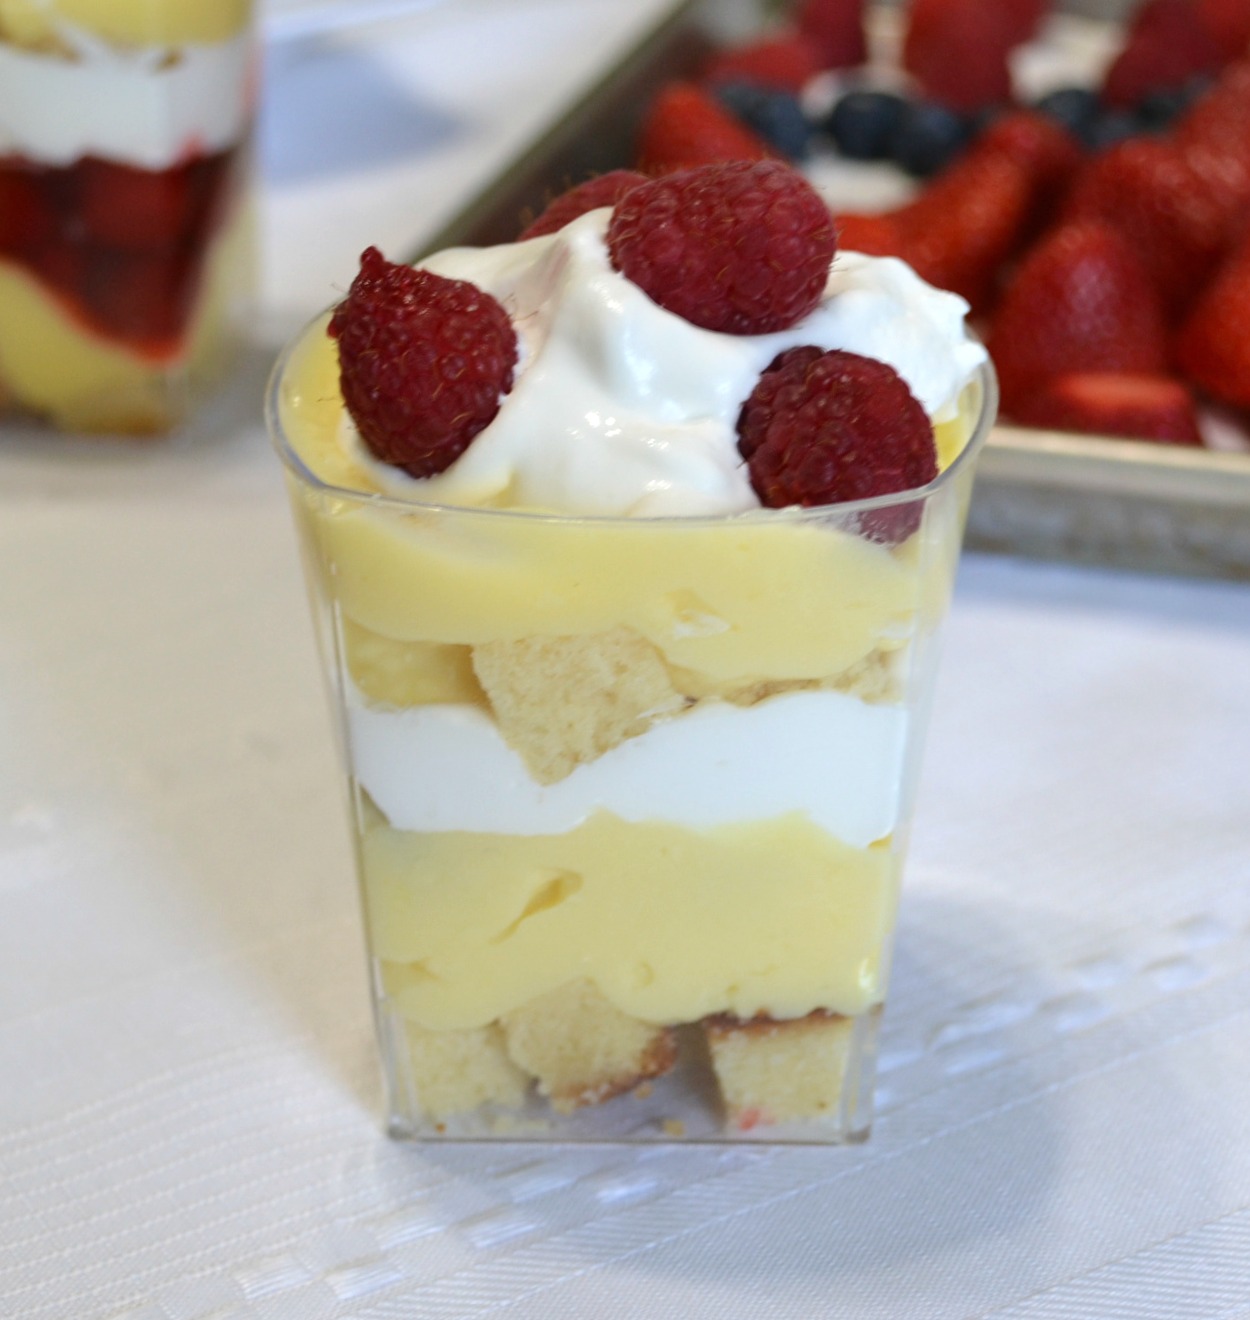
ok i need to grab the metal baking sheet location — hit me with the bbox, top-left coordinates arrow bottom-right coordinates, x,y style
411,0 -> 1250,581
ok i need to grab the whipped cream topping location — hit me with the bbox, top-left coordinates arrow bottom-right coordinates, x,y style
0,25 -> 252,168
345,209 -> 986,517
348,685 -> 908,848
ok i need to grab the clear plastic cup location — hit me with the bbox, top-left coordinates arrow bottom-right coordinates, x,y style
268,315 -> 997,1143
0,0 -> 255,434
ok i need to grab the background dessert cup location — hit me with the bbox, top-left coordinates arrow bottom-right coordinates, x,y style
268,323 -> 996,1143
0,0 -> 255,434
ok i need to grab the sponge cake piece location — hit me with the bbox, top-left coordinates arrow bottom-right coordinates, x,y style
472,627 -> 687,784
501,979 -> 677,1112
704,1010 -> 860,1131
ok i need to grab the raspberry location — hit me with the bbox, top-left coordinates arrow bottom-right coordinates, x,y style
607,161 -> 836,335
518,170 -> 647,241
328,247 -> 517,479
737,348 -> 937,524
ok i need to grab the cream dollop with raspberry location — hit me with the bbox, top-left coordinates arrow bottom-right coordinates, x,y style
334,210 -> 986,517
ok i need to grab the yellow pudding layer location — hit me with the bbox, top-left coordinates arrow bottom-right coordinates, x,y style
0,0 -> 250,47
280,318 -> 976,688
0,205 -> 251,433
366,807 -> 899,1031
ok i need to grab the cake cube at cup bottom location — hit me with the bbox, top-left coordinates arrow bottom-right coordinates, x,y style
0,0 -> 255,434
268,317 -> 996,1142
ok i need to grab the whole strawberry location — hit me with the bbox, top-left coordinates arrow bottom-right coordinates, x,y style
795,0 -> 866,70
1102,0 -> 1224,109
607,160 -> 836,335
1063,137 -> 1239,316
987,220 -> 1169,412
635,82 -> 773,176
737,347 -> 937,525
903,0 -> 1017,113
329,247 -> 518,478
1177,234 -> 1250,408
519,170 -> 647,241
835,110 -> 1080,311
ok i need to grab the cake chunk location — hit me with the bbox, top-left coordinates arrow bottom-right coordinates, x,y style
704,1010 -> 858,1130
403,1021 -> 530,1119
501,979 -> 677,1113
472,627 -> 686,784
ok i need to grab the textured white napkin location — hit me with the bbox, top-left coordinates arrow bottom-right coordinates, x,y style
4,481 -> 1249,1319
3,0 -> 1250,1314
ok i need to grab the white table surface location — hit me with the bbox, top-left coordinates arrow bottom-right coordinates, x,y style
3,4 -> 1250,1317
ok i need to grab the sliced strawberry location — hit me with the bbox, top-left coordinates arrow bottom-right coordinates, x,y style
902,0 -> 1017,112
79,158 -> 198,250
795,0 -> 866,70
704,31 -> 824,93
81,245 -> 193,348
636,82 -> 773,175
986,220 -> 1169,412
0,164 -> 51,252
1063,137 -> 1240,317
1176,232 -> 1250,407
1102,0 -> 1225,109
1195,0 -> 1250,60
1011,372 -> 1203,444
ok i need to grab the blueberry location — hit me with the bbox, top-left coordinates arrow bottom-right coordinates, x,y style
887,101 -> 969,177
828,90 -> 908,161
1034,86 -> 1101,138
1137,75 -> 1212,131
1082,108 -> 1139,152
714,82 -> 812,161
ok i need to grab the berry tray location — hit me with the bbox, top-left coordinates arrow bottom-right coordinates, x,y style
409,0 -> 1250,582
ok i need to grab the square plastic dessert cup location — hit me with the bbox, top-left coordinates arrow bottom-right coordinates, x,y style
0,2 -> 255,435
267,330 -> 997,1144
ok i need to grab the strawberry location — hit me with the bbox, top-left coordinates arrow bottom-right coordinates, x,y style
1063,136 -> 1240,316
1177,59 -> 1250,158
838,111 -> 1079,309
78,157 -> 200,250
1102,0 -> 1225,109
795,0 -> 866,70
1010,372 -> 1203,444
0,165 -> 51,251
636,82 -> 773,175
81,245 -> 192,348
1176,231 -> 1250,407
976,111 -> 1082,195
1196,0 -> 1250,59
1001,0 -> 1050,46
704,31 -> 824,93
902,0 -> 1017,112
835,211 -> 906,258
986,220 -> 1169,411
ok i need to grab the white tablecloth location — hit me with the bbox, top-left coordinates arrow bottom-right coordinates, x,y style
3,3 -> 1250,1316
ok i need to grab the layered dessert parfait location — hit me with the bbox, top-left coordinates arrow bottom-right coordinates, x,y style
269,161 -> 993,1140
0,0 -> 254,433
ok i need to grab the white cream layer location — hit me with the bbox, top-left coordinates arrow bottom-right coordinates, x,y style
348,685 -> 909,848
0,27 -> 251,167
346,214 -> 987,518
